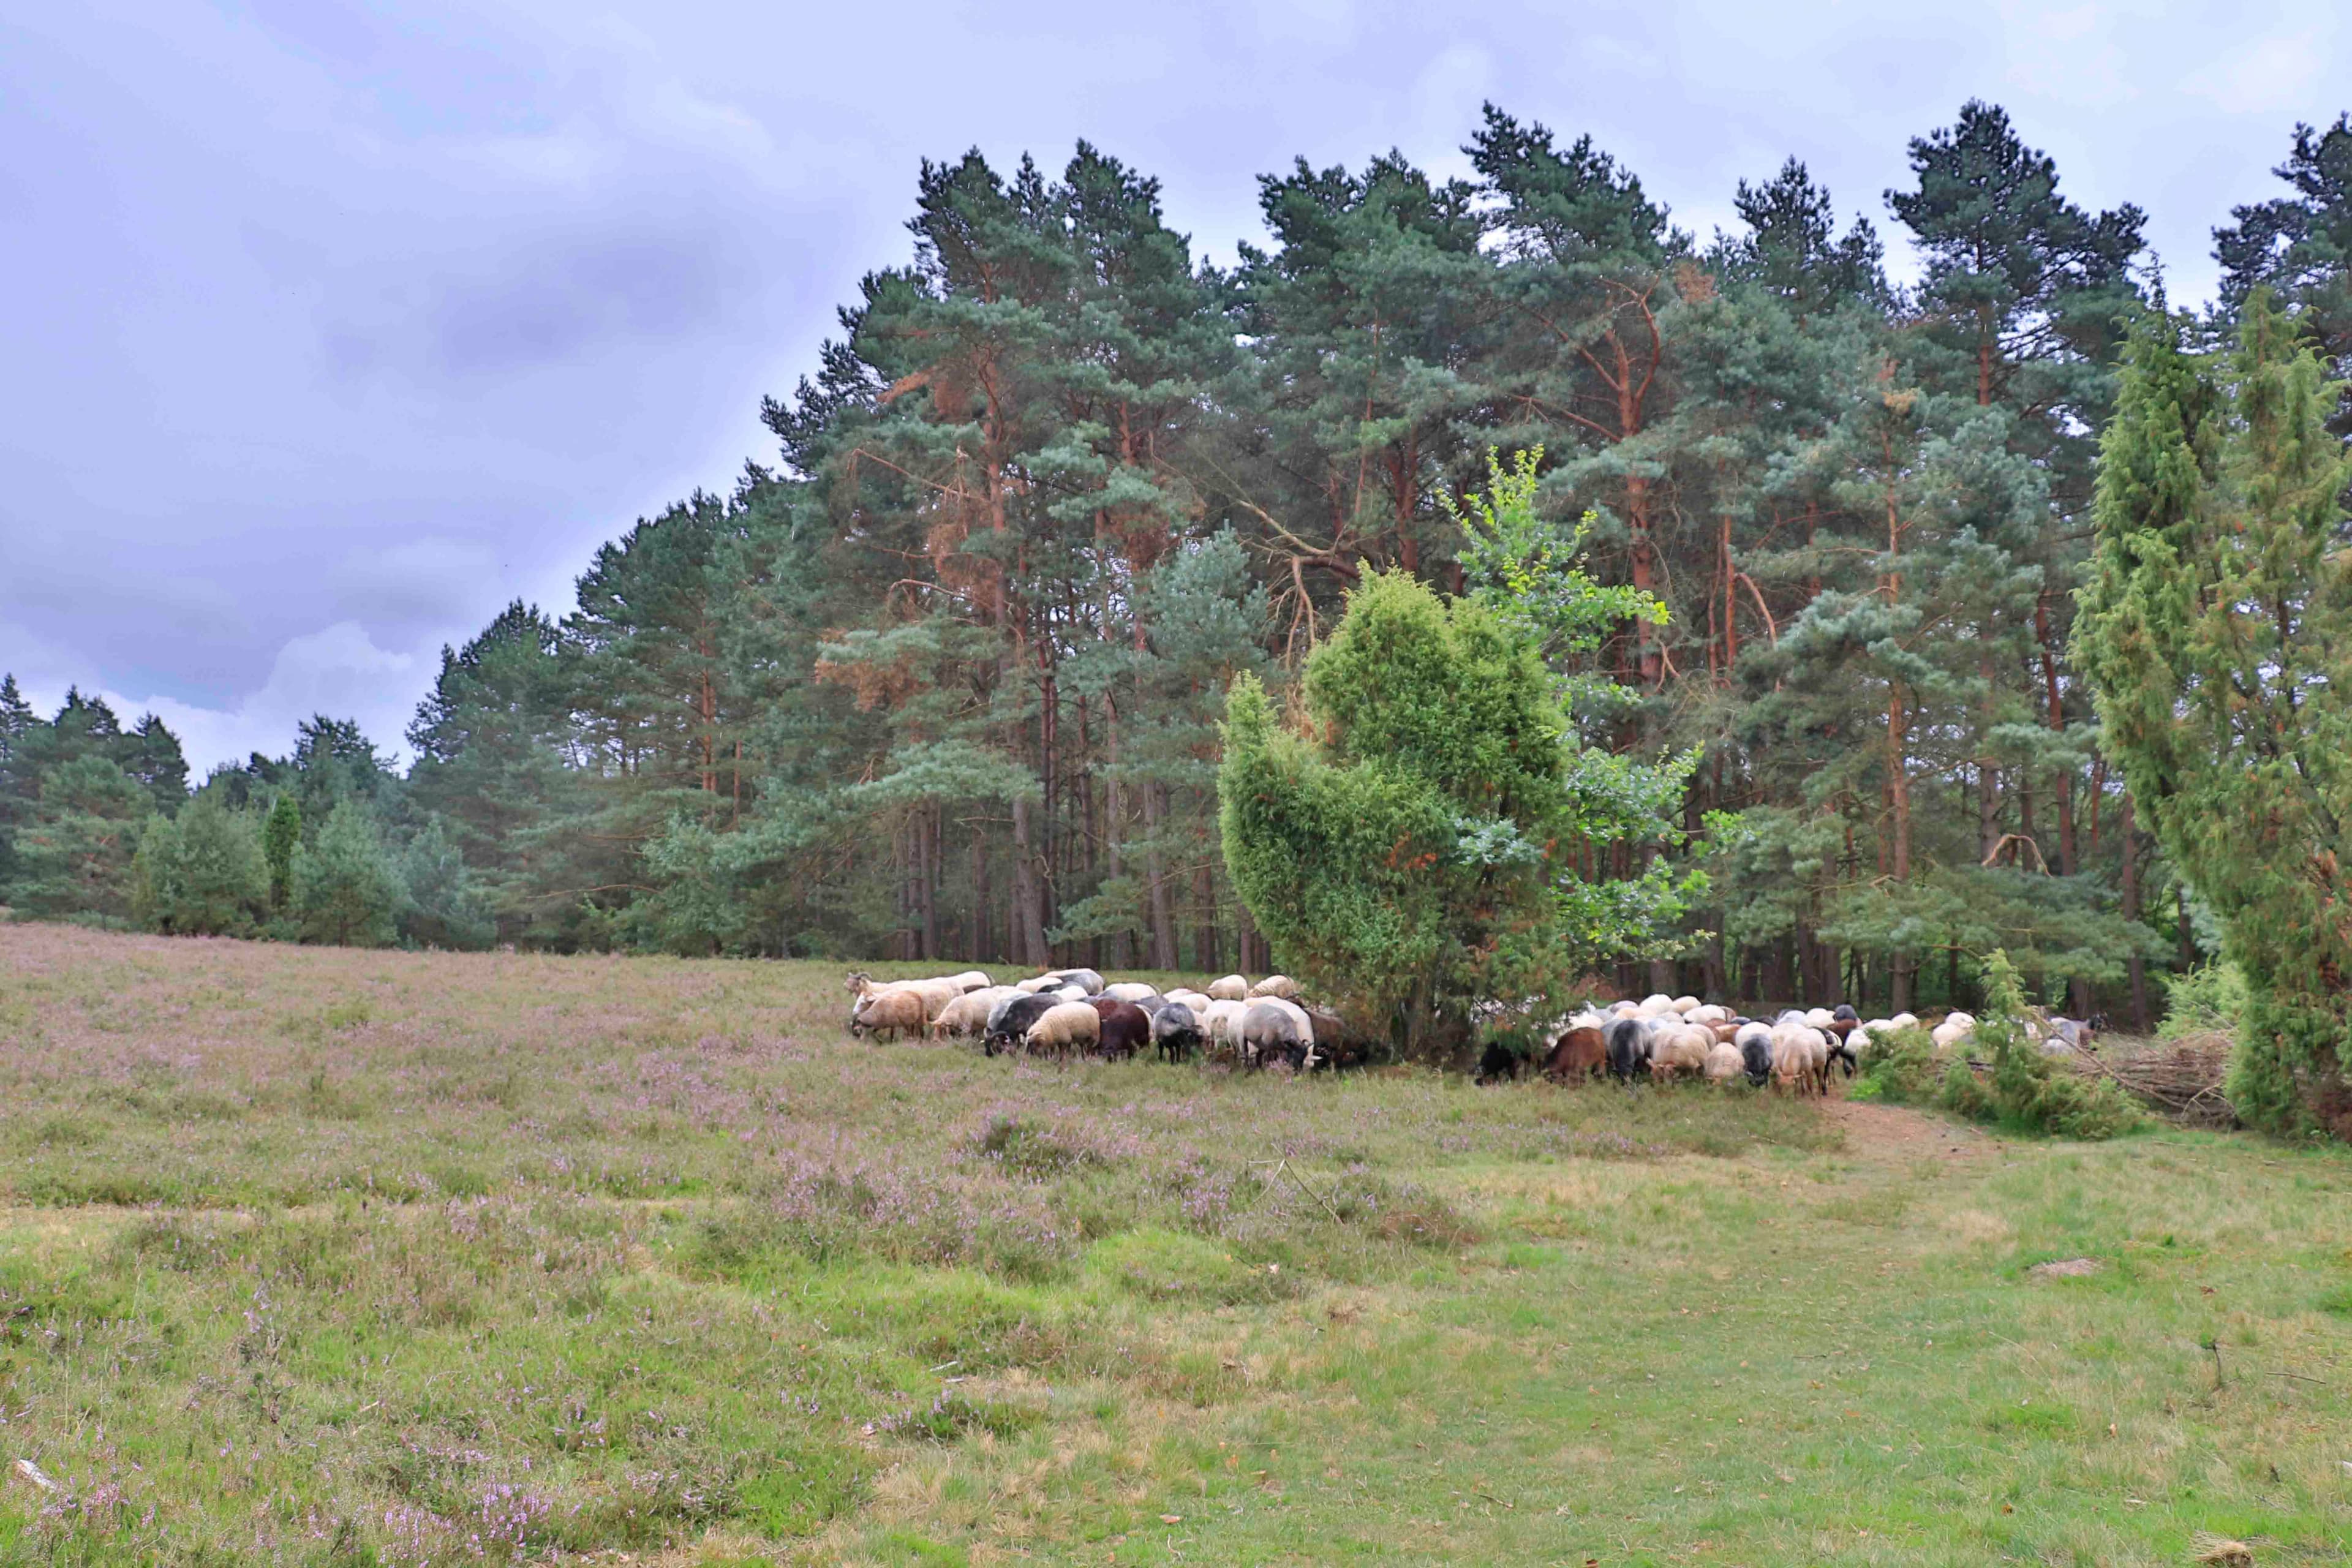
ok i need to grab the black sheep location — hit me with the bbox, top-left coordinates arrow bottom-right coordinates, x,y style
985,993 -> 1060,1057
1150,1001 -> 1204,1063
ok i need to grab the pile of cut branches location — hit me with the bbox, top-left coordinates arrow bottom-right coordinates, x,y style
2072,1032 -> 2236,1128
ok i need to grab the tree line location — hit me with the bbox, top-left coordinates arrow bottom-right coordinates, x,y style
7,102 -> 2352,1046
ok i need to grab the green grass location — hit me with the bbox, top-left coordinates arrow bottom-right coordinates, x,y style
0,923 -> 2348,1564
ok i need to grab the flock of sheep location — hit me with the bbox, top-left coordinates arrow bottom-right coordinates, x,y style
846,968 -> 1340,1069
846,969 -> 2097,1089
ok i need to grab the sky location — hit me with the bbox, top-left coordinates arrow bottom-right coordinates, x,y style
2,0 -> 2345,775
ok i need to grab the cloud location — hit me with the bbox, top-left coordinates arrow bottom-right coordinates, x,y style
18,622 -> 428,778
2182,24 -> 2337,116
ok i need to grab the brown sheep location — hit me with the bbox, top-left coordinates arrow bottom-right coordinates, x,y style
1542,1024 -> 1607,1081
1088,997 -> 1151,1060
849,987 -> 925,1042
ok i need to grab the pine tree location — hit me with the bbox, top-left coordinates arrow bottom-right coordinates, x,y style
394,816 -> 493,951
121,714 -> 190,814
2078,294 -> 2352,1136
1,754 -> 151,924
290,801 -> 405,948
2215,115 -> 2352,429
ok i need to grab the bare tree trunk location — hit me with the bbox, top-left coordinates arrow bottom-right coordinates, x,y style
1144,782 -> 1177,970
1010,796 -> 1048,968
1888,685 -> 1914,1013
919,806 -> 940,962
1193,863 -> 1218,973
970,826 -> 991,965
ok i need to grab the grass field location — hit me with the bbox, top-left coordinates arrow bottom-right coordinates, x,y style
1,924 -> 2348,1566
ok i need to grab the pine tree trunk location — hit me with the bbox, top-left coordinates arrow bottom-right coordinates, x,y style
1888,685 -> 1914,1012
1010,796 -> 1048,968
921,806 -> 940,962
971,827 -> 992,965
1144,782 -> 1177,970
1193,863 -> 1218,973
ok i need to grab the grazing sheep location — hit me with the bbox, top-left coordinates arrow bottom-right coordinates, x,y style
1804,1006 -> 1836,1030
1639,993 -> 1676,1018
1650,1026 -> 1712,1082
1247,974 -> 1302,1000
1024,1001 -> 1102,1059
1240,1000 -> 1313,1071
946,970 -> 993,993
1606,1017 -> 1652,1080
1088,997 -> 1152,1060
1200,999 -> 1248,1060
1736,1023 -> 1773,1087
1015,974 -> 1061,993
1825,1028 -> 1859,1077
1671,995 -> 1702,1016
1207,974 -> 1250,1002
1543,1023 -> 1607,1081
846,972 -> 962,1027
1931,1011 -> 1976,1051
1705,1039 -> 1744,1082
1889,1011 -> 1920,1030
1151,1001 -> 1204,1063
1846,1025 -> 1874,1063
1102,982 -> 1159,1005
1304,1006 -> 1352,1069
1163,987 -> 1212,1012
1709,1019 -> 1743,1045
1768,1023 -> 1815,1095
985,992 -> 1063,1056
848,987 -> 925,1042
1689,1003 -> 1728,1027
932,985 -> 1020,1039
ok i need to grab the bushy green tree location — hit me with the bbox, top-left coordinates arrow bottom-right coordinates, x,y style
132,794 -> 268,936
394,816 -> 494,951
2078,293 -> 2352,1137
1221,470 -> 1697,1055
290,801 -> 406,948
1,754 -> 151,924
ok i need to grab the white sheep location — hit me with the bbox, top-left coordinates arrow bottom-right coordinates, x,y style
1247,974 -> 1301,1000
1670,994 -> 1701,1015
1102,982 -> 1159,1003
1023,1001 -> 1102,1058
932,985 -> 1020,1039
945,970 -> 992,993
1931,1011 -> 1976,1051
1650,1025 -> 1713,1082
1704,1039 -> 1744,1082
1207,974 -> 1250,1001
1163,988 -> 1212,1012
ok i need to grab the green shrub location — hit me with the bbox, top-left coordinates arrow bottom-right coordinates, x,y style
1853,1023 -> 1940,1104
2158,962 -> 2247,1041
1937,951 -> 2141,1140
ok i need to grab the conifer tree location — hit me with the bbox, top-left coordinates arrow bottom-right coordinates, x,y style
290,801 -> 406,948
133,794 -> 268,936
2215,115 -> 2352,428
261,793 -> 301,913
0,754 -> 151,924
2079,294 -> 2352,1136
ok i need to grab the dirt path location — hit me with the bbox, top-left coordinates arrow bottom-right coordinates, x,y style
1819,1094 -> 2000,1167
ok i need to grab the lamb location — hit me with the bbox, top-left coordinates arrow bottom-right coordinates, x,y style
1240,999 -> 1313,1071
1543,1023 -> 1607,1081
1247,974 -> 1301,1000
1102,982 -> 1160,1004
1151,1001 -> 1205,1063
1023,1000 -> 1102,1059
1605,1016 -> 1652,1080
1088,998 -> 1152,1060
848,987 -> 926,1042
1704,1039 -> 1744,1082
1207,974 -> 1250,1001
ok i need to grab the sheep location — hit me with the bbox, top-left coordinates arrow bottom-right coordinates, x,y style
1737,1022 -> 1773,1087
1889,1011 -> 1920,1030
1102,982 -> 1160,1005
1768,1023 -> 1815,1095
1247,974 -> 1301,1000
1670,995 -> 1702,1016
1304,1005 -> 1353,1069
1543,1023 -> 1607,1081
848,987 -> 925,1042
1931,1011 -> 1976,1051
846,972 -> 962,1028
1088,997 -> 1152,1060
1023,1000 -> 1101,1059
1689,1003 -> 1728,1027
1704,1039 -> 1745,1082
1605,1016 -> 1652,1080
1803,1006 -> 1836,1031
1825,1028 -> 1859,1078
1151,1001 -> 1205,1063
1015,974 -> 1063,993
1207,974 -> 1250,1001
932,985 -> 1019,1039
1200,999 -> 1248,1061
1638,993 -> 1676,1018
946,970 -> 993,993
1649,1025 -> 1713,1083
1709,1019 -> 1743,1045
985,992 -> 1063,1057
1163,987 -> 1212,1012
1846,1025 -> 1874,1063
1240,999 -> 1313,1072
